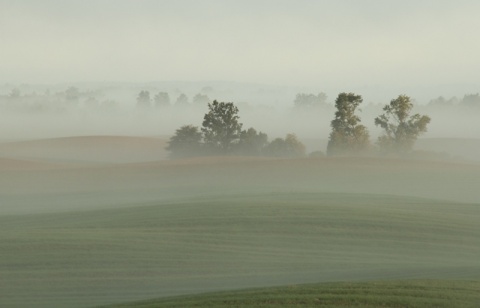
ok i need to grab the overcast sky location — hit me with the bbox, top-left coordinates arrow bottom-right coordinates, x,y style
1,0 -> 480,92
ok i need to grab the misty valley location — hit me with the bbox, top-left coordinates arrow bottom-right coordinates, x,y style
1,83 -> 480,307
3,1 -> 480,306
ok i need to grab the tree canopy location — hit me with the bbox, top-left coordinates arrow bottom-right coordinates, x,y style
375,95 -> 431,154
265,134 -> 306,158
175,93 -> 189,107
294,92 -> 327,109
154,92 -> 170,107
461,93 -> 480,108
166,125 -> 203,159
236,127 -> 268,156
137,90 -> 151,108
327,92 -> 370,156
193,93 -> 211,106
202,100 -> 243,154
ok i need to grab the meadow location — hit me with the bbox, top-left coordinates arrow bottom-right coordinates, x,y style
1,136 -> 479,307
104,280 -> 480,307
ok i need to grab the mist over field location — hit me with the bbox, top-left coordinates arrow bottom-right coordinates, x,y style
1,82 -> 480,161
1,1 -> 480,307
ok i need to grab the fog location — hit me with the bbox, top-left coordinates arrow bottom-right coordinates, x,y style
1,82 -> 480,161
2,0 -> 480,150
1,1 -> 480,308
2,1 -> 480,98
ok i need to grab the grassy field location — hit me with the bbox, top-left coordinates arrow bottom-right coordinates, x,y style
103,280 -> 480,307
1,192 -> 480,307
1,136 -> 480,307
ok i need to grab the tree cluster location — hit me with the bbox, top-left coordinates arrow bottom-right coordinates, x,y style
167,92 -> 432,160
294,92 -> 327,109
166,100 -> 306,159
0,87 -> 118,113
326,92 -> 431,156
136,90 -> 211,109
428,93 -> 480,108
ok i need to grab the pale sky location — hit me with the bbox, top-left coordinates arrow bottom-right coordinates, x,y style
1,0 -> 480,91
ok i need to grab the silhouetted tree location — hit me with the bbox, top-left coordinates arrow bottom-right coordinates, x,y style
461,93 -> 480,108
65,87 -> 80,104
175,93 -> 189,107
201,86 -> 214,94
154,92 -> 170,107
294,92 -> 327,109
428,96 -> 458,107
235,127 -> 268,156
202,100 -> 243,154
166,125 -> 203,159
192,93 -> 210,106
327,92 -> 370,156
375,95 -> 431,154
265,134 -> 306,158
137,90 -> 151,108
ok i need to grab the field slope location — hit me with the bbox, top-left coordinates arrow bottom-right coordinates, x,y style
1,150 -> 480,307
1,192 -> 480,307
0,135 -> 168,163
103,280 -> 480,308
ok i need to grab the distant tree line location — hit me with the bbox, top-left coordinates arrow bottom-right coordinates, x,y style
0,85 -> 434,158
0,87 -> 213,113
427,93 -> 480,108
293,92 -> 328,109
0,87 -> 118,113
2,85 -> 479,115
136,91 -> 211,109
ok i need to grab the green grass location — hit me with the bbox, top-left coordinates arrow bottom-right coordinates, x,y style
1,192 -> 480,307
103,280 -> 480,307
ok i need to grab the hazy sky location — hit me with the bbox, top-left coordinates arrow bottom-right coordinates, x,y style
2,0 -> 480,90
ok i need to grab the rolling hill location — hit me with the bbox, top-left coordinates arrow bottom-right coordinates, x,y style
1,137 -> 480,307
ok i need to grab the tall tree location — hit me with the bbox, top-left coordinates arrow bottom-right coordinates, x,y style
202,100 -> 243,154
327,92 -> 370,156
375,95 -> 431,154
